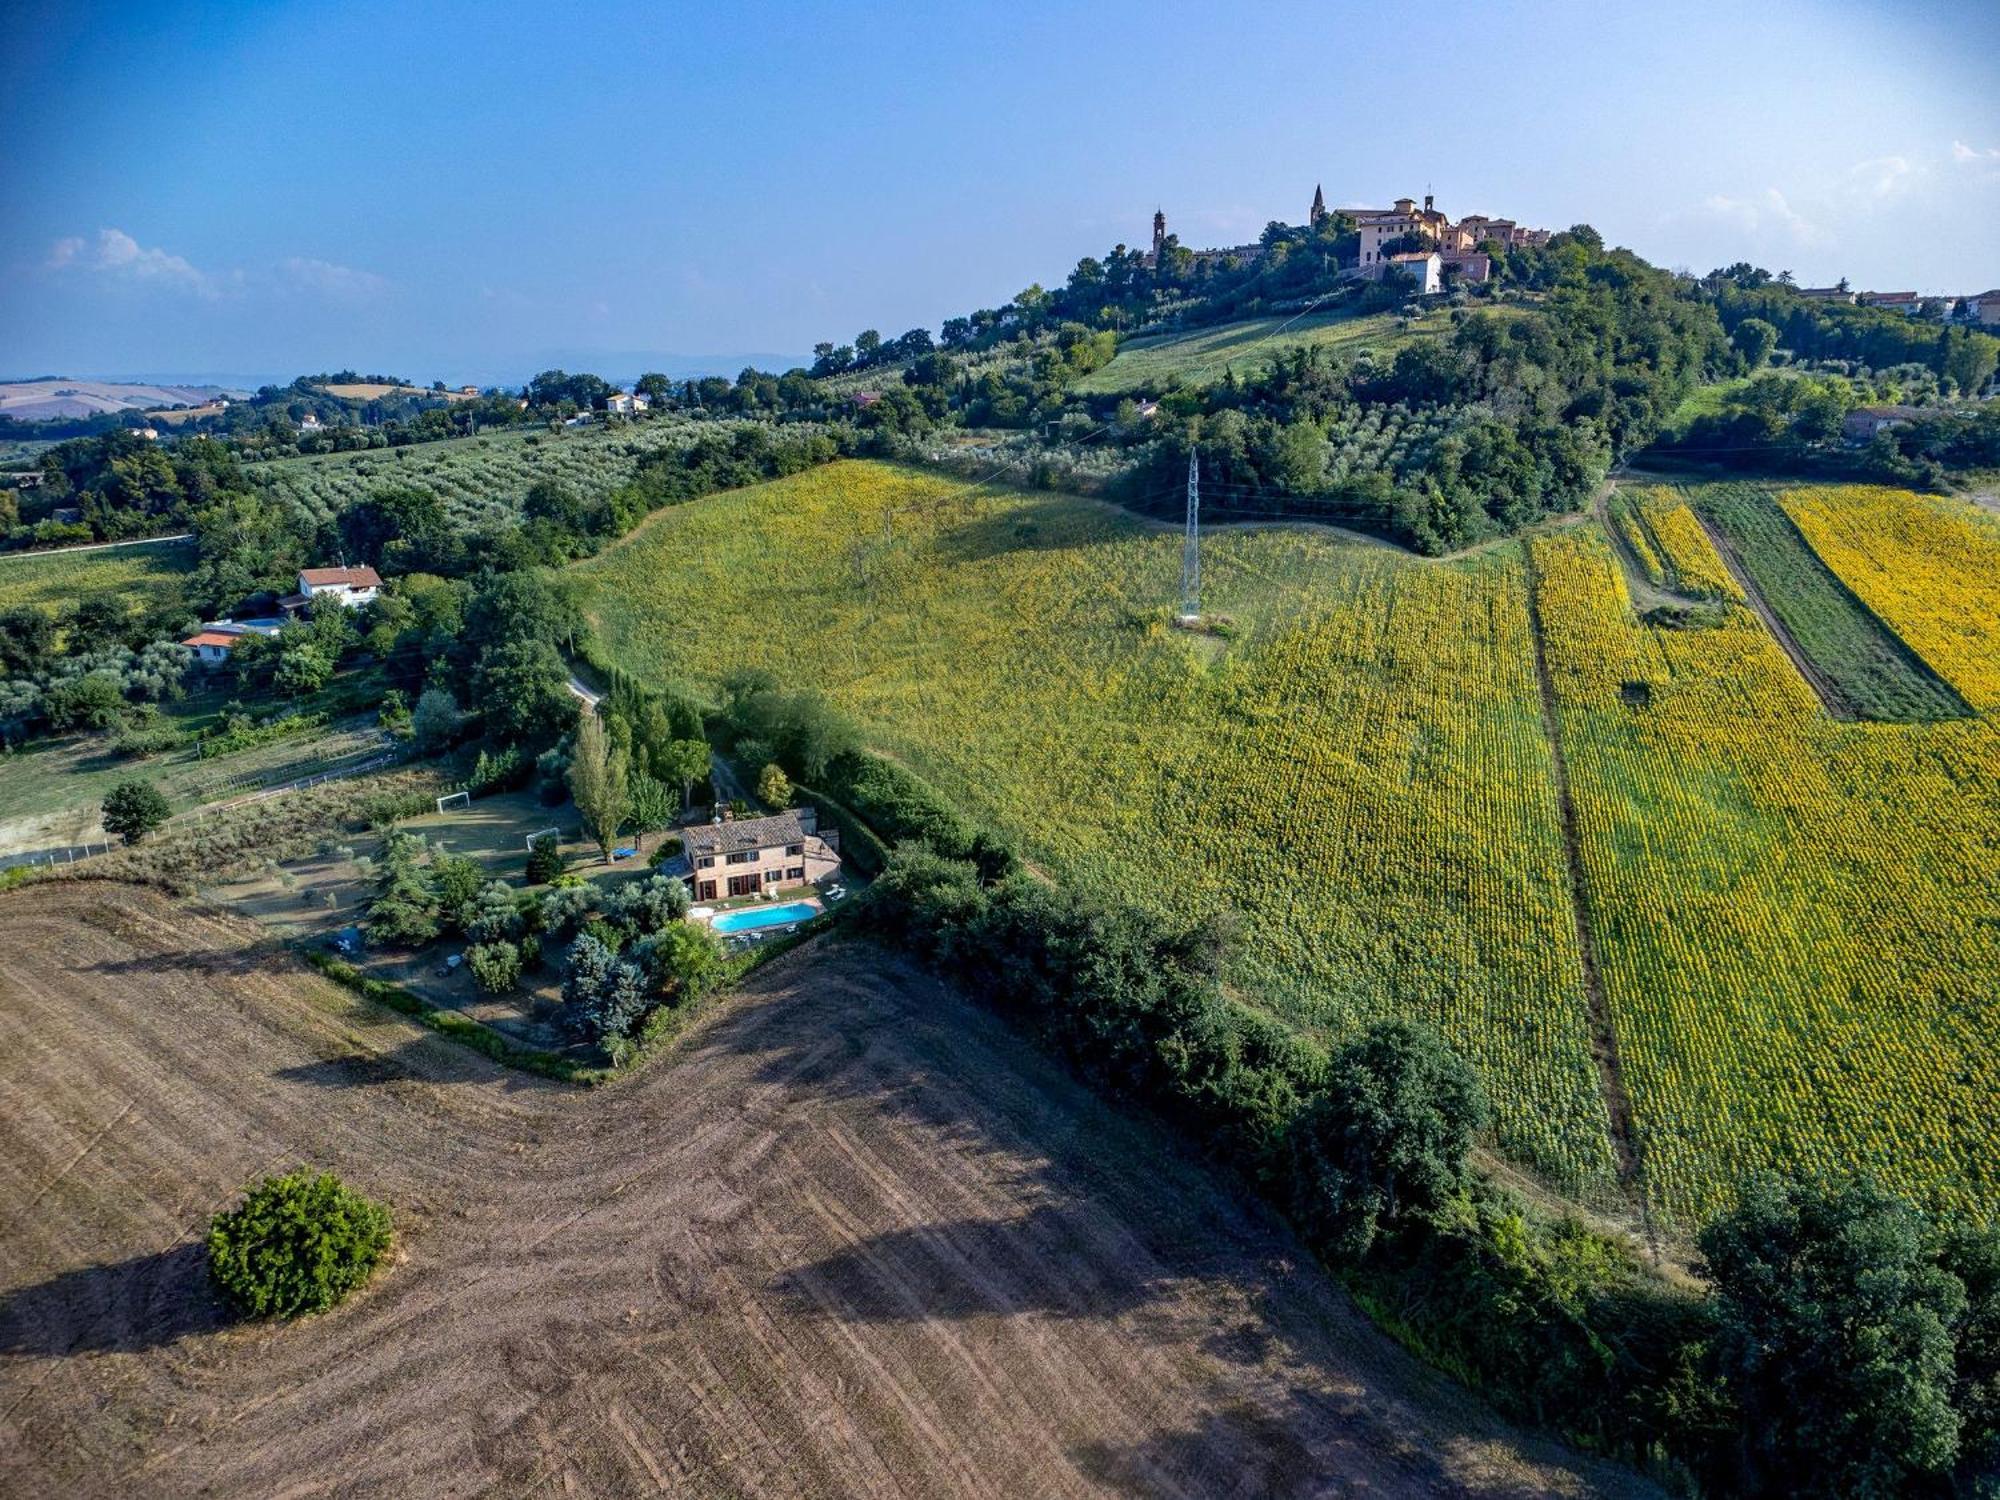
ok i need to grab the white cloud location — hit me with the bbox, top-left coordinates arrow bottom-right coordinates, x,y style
1694,188 -> 1822,244
40,230 -> 389,303
1952,140 -> 2000,177
280,255 -> 388,300
1846,154 -> 1920,200
46,228 -> 216,295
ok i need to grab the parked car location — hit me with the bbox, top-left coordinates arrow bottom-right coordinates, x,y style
437,952 -> 464,977
329,926 -> 362,956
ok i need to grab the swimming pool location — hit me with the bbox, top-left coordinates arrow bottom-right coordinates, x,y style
711,901 -> 820,935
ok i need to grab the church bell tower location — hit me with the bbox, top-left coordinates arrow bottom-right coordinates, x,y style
1152,208 -> 1167,260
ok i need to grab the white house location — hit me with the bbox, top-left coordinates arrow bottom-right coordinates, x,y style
1968,291 -> 2000,329
299,412 -> 324,431
603,391 -> 650,416
296,565 -> 383,608
1388,249 -> 1443,294
179,618 -> 283,667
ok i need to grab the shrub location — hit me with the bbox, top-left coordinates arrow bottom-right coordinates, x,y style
101,778 -> 171,844
467,940 -> 523,993
205,1170 -> 392,1319
463,879 -> 523,944
525,832 -> 563,884
645,834 -> 684,868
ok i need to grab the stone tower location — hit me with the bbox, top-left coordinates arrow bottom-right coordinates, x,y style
1310,183 -> 1328,228
1152,208 -> 1167,260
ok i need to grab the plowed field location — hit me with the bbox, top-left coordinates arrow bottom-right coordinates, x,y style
0,884 -> 1646,1498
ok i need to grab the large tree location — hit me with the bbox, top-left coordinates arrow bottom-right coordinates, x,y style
101,779 -> 170,844
473,637 -> 574,746
568,713 -> 630,863
1700,1175 -> 1967,1496
1285,1018 -> 1488,1261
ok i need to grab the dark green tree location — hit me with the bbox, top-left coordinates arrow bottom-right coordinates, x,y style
101,778 -> 171,843
474,637 -> 575,746
1285,1018 -> 1488,1261
1700,1175 -> 1967,1496
206,1170 -> 392,1319
1731,317 -> 1780,371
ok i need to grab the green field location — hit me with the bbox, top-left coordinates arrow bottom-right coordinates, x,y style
1074,304 -> 1524,396
0,536 -> 196,615
568,459 -> 2000,1225
1691,483 -> 1969,721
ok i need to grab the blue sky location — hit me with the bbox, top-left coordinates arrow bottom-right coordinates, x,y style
2,0 -> 1995,384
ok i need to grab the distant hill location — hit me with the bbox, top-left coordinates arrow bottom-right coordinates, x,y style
0,378 -> 248,423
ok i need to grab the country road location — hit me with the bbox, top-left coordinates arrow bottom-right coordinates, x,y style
0,532 -> 194,560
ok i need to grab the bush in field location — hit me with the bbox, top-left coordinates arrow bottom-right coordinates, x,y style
44,672 -> 127,732
205,1170 -> 392,1319
467,941 -> 523,993
101,778 -> 171,844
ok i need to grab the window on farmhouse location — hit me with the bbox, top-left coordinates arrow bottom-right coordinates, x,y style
785,842 -> 805,856
726,850 -> 757,865
787,866 -> 805,882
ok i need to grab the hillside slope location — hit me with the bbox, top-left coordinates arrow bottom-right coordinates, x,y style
569,460 -> 2000,1226
0,883 -> 1647,1498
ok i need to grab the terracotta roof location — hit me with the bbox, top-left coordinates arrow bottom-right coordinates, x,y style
299,565 -> 383,588
1849,404 -> 1926,420
682,809 -> 815,859
182,631 -> 242,649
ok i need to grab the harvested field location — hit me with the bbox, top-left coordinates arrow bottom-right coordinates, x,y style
0,884 -> 1649,1498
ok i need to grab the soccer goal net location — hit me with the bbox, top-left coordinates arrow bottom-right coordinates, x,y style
525,827 -> 562,853
435,790 -> 472,815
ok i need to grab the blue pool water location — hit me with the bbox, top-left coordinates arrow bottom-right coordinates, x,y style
712,901 -> 819,935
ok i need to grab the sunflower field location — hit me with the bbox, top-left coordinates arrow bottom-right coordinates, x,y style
1778,485 -> 2000,710
570,461 -> 2000,1226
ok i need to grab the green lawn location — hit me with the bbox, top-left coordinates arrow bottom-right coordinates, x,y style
0,536 -> 196,615
1074,303 -> 1528,396
1690,482 -> 1969,721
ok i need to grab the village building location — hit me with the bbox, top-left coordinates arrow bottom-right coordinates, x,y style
1144,188 -> 1544,284
681,808 -> 841,902
603,391 -> 649,416
1843,404 -> 1926,443
1796,286 -> 1858,303
1857,290 -> 1920,314
1388,249 -> 1443,294
1965,290 -> 2000,328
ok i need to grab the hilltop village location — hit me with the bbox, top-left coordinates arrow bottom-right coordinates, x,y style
1147,186 -> 1552,294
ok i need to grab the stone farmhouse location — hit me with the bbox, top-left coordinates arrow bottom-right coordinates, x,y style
681,808 -> 841,902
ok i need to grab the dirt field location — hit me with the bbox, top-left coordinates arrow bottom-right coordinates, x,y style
0,884 -> 1654,1498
